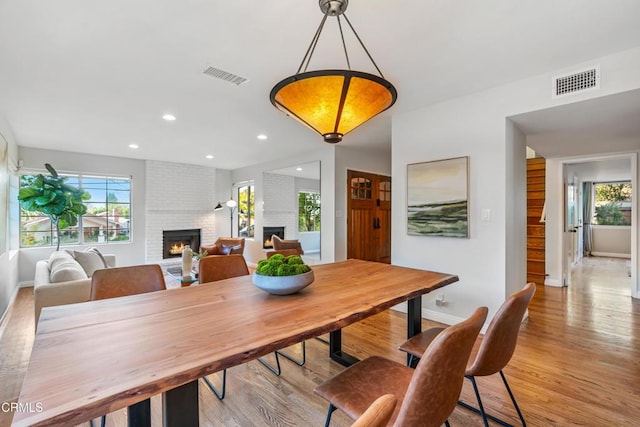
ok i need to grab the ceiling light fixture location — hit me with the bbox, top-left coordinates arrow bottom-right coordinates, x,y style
206,154 -> 214,159
128,143 -> 139,149
270,0 -> 397,144
257,134 -> 268,140
162,114 -> 176,121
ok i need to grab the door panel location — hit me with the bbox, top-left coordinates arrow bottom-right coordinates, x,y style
347,170 -> 391,263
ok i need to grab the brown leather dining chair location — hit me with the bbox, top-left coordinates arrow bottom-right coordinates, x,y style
315,306 -> 488,427
90,264 -> 167,427
197,255 -> 249,400
91,264 -> 166,300
399,283 -> 536,427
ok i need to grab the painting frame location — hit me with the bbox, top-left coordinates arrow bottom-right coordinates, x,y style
407,156 -> 469,238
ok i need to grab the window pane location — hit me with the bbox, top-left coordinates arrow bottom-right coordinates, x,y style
298,192 -> 321,232
20,172 -> 132,247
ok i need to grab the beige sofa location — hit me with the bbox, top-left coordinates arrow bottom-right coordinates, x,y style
34,249 -> 116,324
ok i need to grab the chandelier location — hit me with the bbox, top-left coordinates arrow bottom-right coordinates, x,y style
270,0 -> 397,144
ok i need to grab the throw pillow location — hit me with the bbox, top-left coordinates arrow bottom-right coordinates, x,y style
50,259 -> 88,283
67,247 -> 108,277
48,251 -> 76,270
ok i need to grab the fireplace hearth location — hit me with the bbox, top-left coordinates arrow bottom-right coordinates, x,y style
163,229 -> 201,259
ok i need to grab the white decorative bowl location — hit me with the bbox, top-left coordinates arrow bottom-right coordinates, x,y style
252,270 -> 315,295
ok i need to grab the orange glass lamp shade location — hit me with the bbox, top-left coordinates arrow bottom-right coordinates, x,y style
270,70 -> 397,144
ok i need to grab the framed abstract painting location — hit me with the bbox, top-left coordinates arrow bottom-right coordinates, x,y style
407,156 -> 469,238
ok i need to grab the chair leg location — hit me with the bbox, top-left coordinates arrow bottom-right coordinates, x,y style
500,370 -> 526,426
325,403 -> 337,427
203,369 -> 227,400
276,341 -> 306,366
444,420 -> 451,427
458,375 -> 518,427
257,351 -> 282,376
258,341 -> 306,376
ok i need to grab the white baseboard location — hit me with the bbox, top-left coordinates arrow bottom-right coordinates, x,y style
590,252 -> 631,259
391,302 -> 464,326
544,277 -> 563,287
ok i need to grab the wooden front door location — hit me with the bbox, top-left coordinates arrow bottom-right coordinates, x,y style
347,170 -> 392,263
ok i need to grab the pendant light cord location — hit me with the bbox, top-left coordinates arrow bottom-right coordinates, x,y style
298,8 -> 331,74
342,13 -> 385,78
297,5 -> 386,78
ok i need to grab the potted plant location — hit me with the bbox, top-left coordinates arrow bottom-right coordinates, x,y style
253,254 -> 314,295
18,163 -> 89,250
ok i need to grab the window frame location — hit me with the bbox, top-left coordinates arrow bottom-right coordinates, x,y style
19,171 -> 132,248
236,182 -> 255,238
298,190 -> 321,232
591,180 -> 632,226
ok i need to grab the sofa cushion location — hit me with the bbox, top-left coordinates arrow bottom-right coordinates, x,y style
49,255 -> 88,283
66,247 -> 108,277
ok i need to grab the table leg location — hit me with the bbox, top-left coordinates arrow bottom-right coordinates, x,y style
127,399 -> 151,427
407,296 -> 422,365
329,329 -> 360,367
162,380 -> 199,427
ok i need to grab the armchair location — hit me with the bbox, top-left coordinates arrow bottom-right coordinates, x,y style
200,237 -> 245,256
271,235 -> 304,255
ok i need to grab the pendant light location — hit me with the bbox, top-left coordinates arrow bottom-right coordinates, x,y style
270,0 -> 397,144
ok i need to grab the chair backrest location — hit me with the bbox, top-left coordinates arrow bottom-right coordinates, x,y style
198,254 -> 249,283
271,235 -> 304,254
466,282 -> 536,377
352,394 -> 397,427
200,238 -> 245,256
90,264 -> 166,300
266,249 -> 301,259
394,306 -> 488,427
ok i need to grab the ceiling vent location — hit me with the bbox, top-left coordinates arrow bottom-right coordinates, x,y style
552,65 -> 600,98
203,66 -> 248,86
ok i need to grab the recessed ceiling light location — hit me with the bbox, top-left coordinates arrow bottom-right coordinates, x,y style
162,114 -> 176,121
206,155 -> 214,159
128,143 -> 139,149
257,134 -> 267,140
296,167 -> 302,171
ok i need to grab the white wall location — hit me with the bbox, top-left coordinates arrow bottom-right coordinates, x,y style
592,225 -> 632,257
0,115 -> 19,321
334,146 -> 391,261
392,46 -> 640,324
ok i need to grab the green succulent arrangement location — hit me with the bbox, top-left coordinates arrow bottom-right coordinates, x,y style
256,254 -> 311,277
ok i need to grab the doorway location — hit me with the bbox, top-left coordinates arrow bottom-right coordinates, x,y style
346,170 -> 391,263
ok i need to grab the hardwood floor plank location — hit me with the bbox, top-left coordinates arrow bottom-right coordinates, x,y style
1,256 -> 638,426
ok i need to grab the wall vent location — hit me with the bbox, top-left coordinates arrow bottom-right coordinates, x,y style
203,66 -> 248,86
552,65 -> 600,98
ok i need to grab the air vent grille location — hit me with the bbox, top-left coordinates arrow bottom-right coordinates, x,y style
203,66 -> 248,86
553,66 -> 599,97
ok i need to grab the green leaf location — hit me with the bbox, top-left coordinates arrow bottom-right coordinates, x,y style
45,163 -> 59,177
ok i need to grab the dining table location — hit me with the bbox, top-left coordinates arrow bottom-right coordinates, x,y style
12,259 -> 458,427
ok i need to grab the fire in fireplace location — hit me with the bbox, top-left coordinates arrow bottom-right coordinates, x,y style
162,229 -> 201,259
263,226 -> 285,249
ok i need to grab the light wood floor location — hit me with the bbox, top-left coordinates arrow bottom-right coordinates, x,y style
1,257 -> 639,426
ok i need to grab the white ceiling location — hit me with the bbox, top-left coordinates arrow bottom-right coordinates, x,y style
1,0 -> 640,169
512,89 -> 640,158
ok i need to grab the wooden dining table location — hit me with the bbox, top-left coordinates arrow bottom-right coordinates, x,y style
12,259 -> 458,427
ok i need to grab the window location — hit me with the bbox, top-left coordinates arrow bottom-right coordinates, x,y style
20,173 -> 131,247
593,181 -> 631,226
237,183 -> 255,238
298,191 -> 321,232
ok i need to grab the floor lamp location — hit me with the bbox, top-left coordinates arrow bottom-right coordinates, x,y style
225,199 -> 237,237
